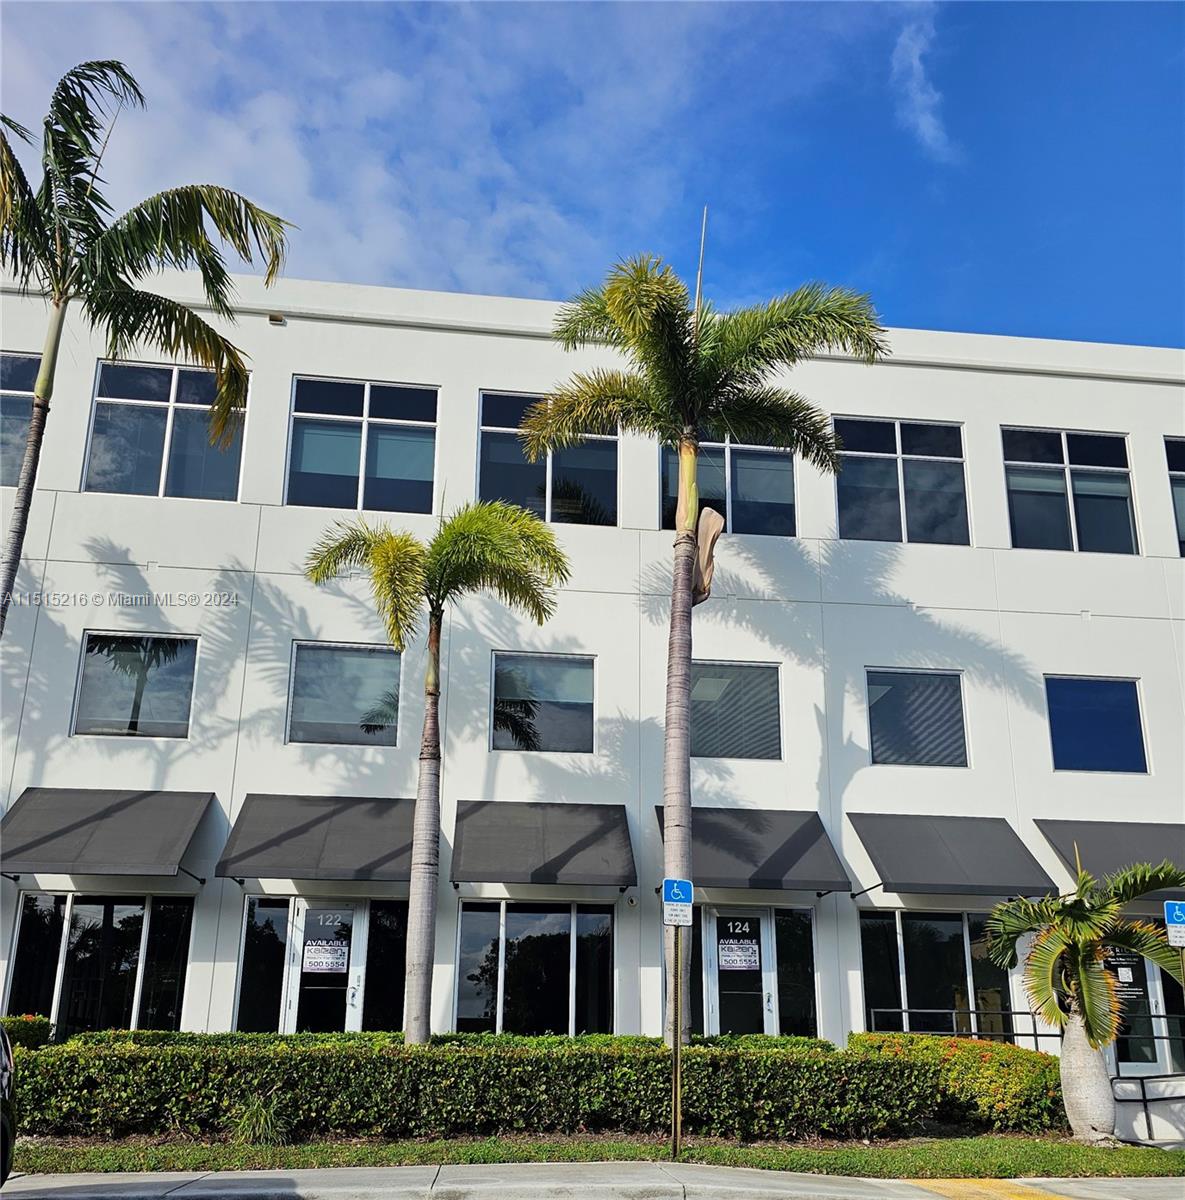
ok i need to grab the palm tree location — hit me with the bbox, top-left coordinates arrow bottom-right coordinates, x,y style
305,502 -> 569,1043
0,61 -> 289,638
521,256 -> 886,1042
987,860 -> 1185,1141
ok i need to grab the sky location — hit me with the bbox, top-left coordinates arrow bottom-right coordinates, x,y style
2,1 -> 1182,347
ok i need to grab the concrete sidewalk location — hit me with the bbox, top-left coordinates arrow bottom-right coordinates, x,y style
4,1163 -> 1183,1200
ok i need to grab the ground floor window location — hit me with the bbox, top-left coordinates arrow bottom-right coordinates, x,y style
455,901 -> 614,1035
234,897 -> 408,1033
858,909 -> 1013,1038
1108,937 -> 1185,1074
4,893 -> 194,1038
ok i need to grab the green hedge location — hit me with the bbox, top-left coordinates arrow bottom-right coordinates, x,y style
14,1040 -> 934,1141
2,1014 -> 52,1050
846,1033 -> 1065,1133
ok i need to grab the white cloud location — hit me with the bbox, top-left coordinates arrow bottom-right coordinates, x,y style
890,8 -> 960,164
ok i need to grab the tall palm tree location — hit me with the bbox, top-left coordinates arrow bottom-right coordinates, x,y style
521,256 -> 886,1042
305,501 -> 569,1043
987,860 -> 1185,1141
0,60 -> 289,638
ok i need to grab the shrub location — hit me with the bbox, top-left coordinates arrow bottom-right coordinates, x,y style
231,1092 -> 290,1146
2,1014 -> 52,1050
13,1039 -> 936,1141
846,1033 -> 1065,1133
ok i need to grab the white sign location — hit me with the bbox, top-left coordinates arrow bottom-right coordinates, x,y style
718,938 -> 760,971
1165,900 -> 1185,948
662,877 -> 693,927
303,939 -> 349,973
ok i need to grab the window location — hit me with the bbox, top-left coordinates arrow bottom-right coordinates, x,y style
835,418 -> 969,545
1045,676 -> 1147,773
1167,438 -> 1185,556
865,670 -> 967,767
286,376 -> 436,512
491,653 -> 594,752
288,643 -> 400,746
362,900 -> 409,1032
690,662 -> 780,759
0,352 -> 39,487
858,911 -> 903,1032
455,901 -> 614,1035
775,910 -> 817,1037
74,634 -> 197,738
661,439 -> 795,536
235,898 -> 290,1032
478,393 -> 617,525
84,362 -> 243,500
1003,427 -> 1137,554
4,893 -> 193,1038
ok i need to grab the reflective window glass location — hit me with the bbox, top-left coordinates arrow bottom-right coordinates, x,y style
775,910 -> 816,1037
0,393 -> 33,487
690,662 -> 780,759
903,459 -> 969,545
901,912 -> 971,1034
164,409 -> 242,501
287,419 -> 362,508
1172,477 -> 1185,557
176,369 -> 217,406
866,670 -> 967,766
5,894 -> 66,1019
236,898 -> 290,1032
1166,439 -> 1185,474
858,911 -> 903,1032
575,906 -> 614,1034
137,898 -> 194,1031
835,418 -> 896,454
455,902 -> 500,1033
478,430 -> 546,518
293,378 -> 364,417
1067,432 -> 1127,468
85,403 -> 168,494
968,915 -> 1013,1039
364,425 -> 434,513
1005,466 -> 1073,550
481,393 -> 536,429
730,449 -> 795,536
362,900 -> 408,1031
289,644 -> 399,746
0,353 -> 39,392
1002,428 -> 1064,464
75,635 -> 197,738
1045,677 -> 1147,773
661,445 -> 725,530
1071,470 -> 1137,554
369,385 -> 437,423
57,897 -> 145,1039
492,654 -> 593,752
97,363 -> 171,401
502,904 -> 572,1035
551,440 -> 618,526
900,422 -> 962,458
837,455 -> 901,541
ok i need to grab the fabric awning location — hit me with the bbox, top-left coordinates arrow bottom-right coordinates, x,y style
0,787 -> 213,876
451,801 -> 636,887
655,807 -> 850,891
216,795 -> 414,881
849,813 -> 1055,896
1036,820 -> 1185,896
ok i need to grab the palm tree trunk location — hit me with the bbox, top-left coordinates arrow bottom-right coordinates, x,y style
663,438 -> 698,1046
0,299 -> 69,641
126,666 -> 149,734
402,612 -> 443,1044
1060,1010 -> 1117,1141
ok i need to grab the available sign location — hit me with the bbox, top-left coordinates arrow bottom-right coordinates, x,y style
303,939 -> 349,973
1166,900 -> 1185,949
717,938 -> 760,971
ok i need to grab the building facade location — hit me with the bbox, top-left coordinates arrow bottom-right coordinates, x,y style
1,273 -> 1183,1074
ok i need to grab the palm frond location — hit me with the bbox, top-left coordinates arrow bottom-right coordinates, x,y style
1100,861 -> 1185,907
45,61 -> 143,159
985,897 -> 1061,969
1105,920 -> 1185,985
83,286 -> 249,445
553,286 -> 629,352
0,125 -> 50,289
1022,925 -> 1073,1029
1075,945 -> 1122,1049
703,385 -> 840,472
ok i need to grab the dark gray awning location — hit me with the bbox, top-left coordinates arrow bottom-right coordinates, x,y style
1,787 -> 213,876
849,813 -> 1055,896
452,801 -> 636,887
1036,820 -> 1185,897
216,795 -> 413,881
655,807 -> 850,891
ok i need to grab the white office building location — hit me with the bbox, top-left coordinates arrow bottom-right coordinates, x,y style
1,273 -> 1183,1084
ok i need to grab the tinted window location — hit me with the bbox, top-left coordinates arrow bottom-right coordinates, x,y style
369,385 -> 437,423
287,419 -> 362,508
662,446 -> 725,530
293,378 -> 364,417
0,394 -> 32,487
1046,677 -> 1147,772
775,910 -> 816,1037
482,393 -> 536,429
834,418 -> 895,454
551,440 -> 618,526
1167,439 -> 1185,474
690,662 -> 780,759
176,369 -> 217,406
0,353 -> 39,392
837,456 -> 901,542
85,403 -> 169,494
455,903 -> 500,1032
1002,428 -> 1063,464
1071,470 -> 1136,554
97,363 -> 171,401
575,906 -> 613,1035
479,430 -> 546,517
492,654 -> 594,752
501,904 -> 571,1035
968,915 -> 1013,1038
289,644 -> 399,745
1005,466 -> 1072,550
5,894 -> 66,1019
236,898 -> 289,1032
164,409 -> 242,501
364,425 -> 434,513
57,897 -> 144,1039
1067,432 -> 1127,468
137,898 -> 194,1031
900,422 -> 962,458
362,900 -> 408,1031
858,911 -> 903,1031
75,635 -> 197,738
903,459 -> 969,545
901,913 -> 971,1034
867,670 -> 967,766
730,449 -> 795,536
1172,477 -> 1185,557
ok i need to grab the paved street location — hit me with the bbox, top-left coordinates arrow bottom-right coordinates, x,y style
4,1164 -> 1183,1200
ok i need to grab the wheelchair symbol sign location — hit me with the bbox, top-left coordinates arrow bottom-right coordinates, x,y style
1165,901 -> 1185,948
663,878 -> 693,926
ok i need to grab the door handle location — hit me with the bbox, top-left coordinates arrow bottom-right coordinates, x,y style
765,992 -> 773,1014
348,986 -> 358,1007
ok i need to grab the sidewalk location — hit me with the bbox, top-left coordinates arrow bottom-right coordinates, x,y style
4,1163 -> 1183,1200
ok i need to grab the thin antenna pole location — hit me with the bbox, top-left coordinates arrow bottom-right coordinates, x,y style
693,205 -> 708,331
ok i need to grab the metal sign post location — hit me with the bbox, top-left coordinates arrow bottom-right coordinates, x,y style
663,878 -> 693,1160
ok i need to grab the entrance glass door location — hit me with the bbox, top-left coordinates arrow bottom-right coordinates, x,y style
288,901 -> 364,1032
708,909 -> 777,1035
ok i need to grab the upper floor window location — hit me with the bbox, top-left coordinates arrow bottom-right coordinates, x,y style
866,669 -> 968,767
286,376 -> 436,513
491,652 -> 594,752
835,418 -> 969,545
74,633 -> 197,738
0,352 -> 40,487
661,439 -> 795,536
84,363 -> 243,501
1045,676 -> 1147,773
1166,438 -> 1185,557
478,393 -> 617,526
287,642 -> 400,746
1003,428 -> 1137,554
690,661 -> 781,759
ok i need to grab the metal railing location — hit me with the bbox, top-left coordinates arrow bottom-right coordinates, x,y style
868,1007 -> 1062,1051
1113,1073 -> 1185,1143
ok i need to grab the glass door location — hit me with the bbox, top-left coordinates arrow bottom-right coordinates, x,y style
286,901 -> 365,1032
1107,949 -> 1166,1075
707,908 -> 778,1035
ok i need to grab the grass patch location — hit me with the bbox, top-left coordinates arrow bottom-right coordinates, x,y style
14,1134 -> 1185,1179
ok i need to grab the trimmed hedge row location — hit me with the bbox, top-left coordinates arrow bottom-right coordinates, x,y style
847,1033 -> 1065,1133
1,1014 -> 52,1050
15,1040 -> 932,1141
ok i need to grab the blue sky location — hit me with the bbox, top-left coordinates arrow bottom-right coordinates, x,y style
3,2 -> 1182,345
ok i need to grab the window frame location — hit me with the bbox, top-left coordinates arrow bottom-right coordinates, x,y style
832,416 -> 970,546
81,360 -> 249,503
863,666 -> 971,769
488,650 -> 597,754
0,350 -> 43,489
689,658 -> 783,761
284,639 -> 402,748
452,898 -> 617,1036
1042,673 -> 1151,775
1001,424 -> 1139,555
283,373 -> 439,513
70,629 -> 200,740
477,390 -> 620,526
1166,437 -> 1185,557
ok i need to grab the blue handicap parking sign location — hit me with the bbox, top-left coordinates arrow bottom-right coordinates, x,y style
1164,901 -> 1185,948
663,878 -> 692,904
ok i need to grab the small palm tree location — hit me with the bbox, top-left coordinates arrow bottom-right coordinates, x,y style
0,61 -> 289,638
305,502 -> 569,1043
521,256 -> 886,1042
987,860 -> 1185,1141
